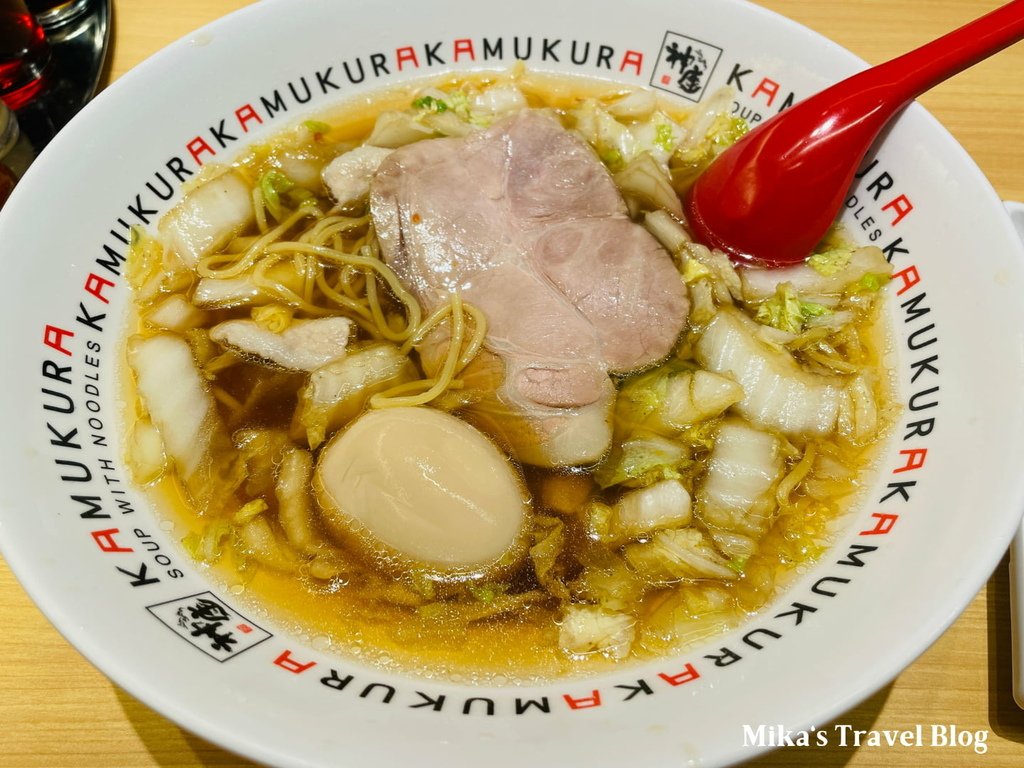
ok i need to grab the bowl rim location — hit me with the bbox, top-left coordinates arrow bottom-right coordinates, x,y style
1,0 -> 1023,765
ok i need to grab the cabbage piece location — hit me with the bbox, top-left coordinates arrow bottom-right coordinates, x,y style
192,275 -> 262,308
643,209 -> 691,261
259,170 -> 315,220
797,308 -> 855,336
296,343 -> 417,448
127,227 -> 192,306
808,247 -> 853,275
836,373 -> 879,446
409,89 -> 492,131
740,245 -> 893,301
471,84 -> 528,118
181,520 -> 233,565
307,550 -> 355,582
613,479 -> 692,540
142,294 -> 210,333
687,278 -> 717,325
573,99 -> 687,172
251,304 -> 295,332
698,419 -> 783,542
238,516 -> 300,573
706,529 -> 758,563
803,452 -> 857,501
243,118 -> 344,191
275,448 -> 323,555
640,583 -> 736,650
127,418 -> 166,485
754,283 -> 831,334
606,89 -> 657,121
623,528 -> 735,582
275,154 -> 326,192
571,98 -> 636,170
774,442 -> 817,507
558,604 -> 635,659
613,152 -> 683,216
192,260 -> 308,309
660,369 -> 744,429
234,428 -> 294,500
595,434 -> 689,489
615,361 -> 690,436
233,498 -> 268,525
322,145 -> 394,208
159,171 -> 254,268
127,333 -> 244,512
684,242 -> 743,304
676,88 -> 739,156
615,363 -> 741,436
670,89 -> 748,190
419,109 -> 479,138
367,110 -> 437,147
696,307 -> 844,436
126,225 -> 165,295
581,500 -> 617,544
210,316 -> 353,372
530,515 -> 570,601
571,549 -> 646,612
411,93 -> 451,113
630,112 -> 686,166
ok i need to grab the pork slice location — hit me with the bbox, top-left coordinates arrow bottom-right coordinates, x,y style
371,129 -> 510,300
533,217 -> 688,373
371,109 -> 689,466
466,265 -> 609,408
457,349 -> 615,468
502,111 -> 625,221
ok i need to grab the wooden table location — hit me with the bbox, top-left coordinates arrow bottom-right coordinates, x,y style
2,0 -> 1024,765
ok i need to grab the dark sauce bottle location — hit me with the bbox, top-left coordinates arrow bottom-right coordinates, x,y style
0,0 -> 51,111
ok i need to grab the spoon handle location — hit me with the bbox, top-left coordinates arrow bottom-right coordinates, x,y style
684,0 -> 1024,267
794,0 -> 1024,155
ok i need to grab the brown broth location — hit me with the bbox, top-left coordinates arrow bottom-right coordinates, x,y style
127,72 -> 896,682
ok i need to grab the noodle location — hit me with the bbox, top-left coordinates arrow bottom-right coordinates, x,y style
265,241 -> 423,336
191,178 -> 484,411
198,205 -> 319,280
371,292 -> 474,408
775,442 -> 817,507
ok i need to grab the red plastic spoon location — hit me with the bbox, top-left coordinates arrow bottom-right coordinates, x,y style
684,0 -> 1024,268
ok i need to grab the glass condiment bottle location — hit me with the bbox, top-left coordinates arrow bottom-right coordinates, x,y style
0,0 -> 52,110
26,0 -> 93,31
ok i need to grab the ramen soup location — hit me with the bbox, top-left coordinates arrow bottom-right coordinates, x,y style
123,70 -> 895,680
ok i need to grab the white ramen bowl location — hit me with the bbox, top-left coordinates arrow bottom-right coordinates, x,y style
2,0 -> 1024,765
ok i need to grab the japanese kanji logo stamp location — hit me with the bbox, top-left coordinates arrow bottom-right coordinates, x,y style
650,31 -> 724,102
147,591 -> 272,661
